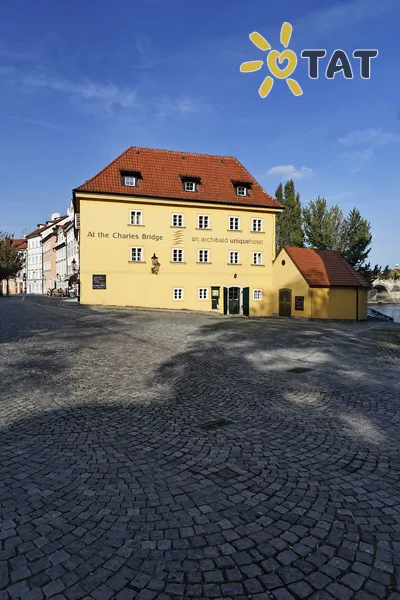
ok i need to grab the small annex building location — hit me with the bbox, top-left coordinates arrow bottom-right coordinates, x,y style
273,246 -> 370,321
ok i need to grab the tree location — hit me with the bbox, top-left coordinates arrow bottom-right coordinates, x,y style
382,265 -> 391,278
341,208 -> 372,268
0,233 -> 25,295
302,196 -> 345,251
275,179 -> 304,254
357,263 -> 382,284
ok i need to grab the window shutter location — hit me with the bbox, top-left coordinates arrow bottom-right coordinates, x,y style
243,287 -> 250,316
223,287 -> 228,315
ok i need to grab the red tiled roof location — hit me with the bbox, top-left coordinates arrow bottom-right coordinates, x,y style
11,238 -> 27,250
74,147 -> 282,210
26,216 -> 67,239
284,247 -> 370,288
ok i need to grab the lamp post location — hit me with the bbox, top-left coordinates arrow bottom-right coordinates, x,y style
71,258 -> 79,300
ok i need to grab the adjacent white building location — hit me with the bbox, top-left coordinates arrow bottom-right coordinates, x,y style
26,213 -> 63,294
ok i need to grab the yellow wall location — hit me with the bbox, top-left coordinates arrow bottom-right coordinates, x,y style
272,249 -> 367,320
77,194 -> 279,316
272,248 -> 312,317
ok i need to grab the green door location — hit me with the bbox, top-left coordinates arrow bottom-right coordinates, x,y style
223,287 -> 228,315
279,289 -> 292,317
243,287 -> 250,316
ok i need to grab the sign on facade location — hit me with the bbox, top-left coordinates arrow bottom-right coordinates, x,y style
92,274 -> 106,290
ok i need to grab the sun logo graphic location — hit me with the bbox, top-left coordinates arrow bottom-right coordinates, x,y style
240,22 -> 302,98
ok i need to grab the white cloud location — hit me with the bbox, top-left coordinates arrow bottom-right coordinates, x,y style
338,128 -> 399,168
295,0 -> 396,39
24,74 -> 138,111
267,165 -> 313,179
338,129 -> 399,147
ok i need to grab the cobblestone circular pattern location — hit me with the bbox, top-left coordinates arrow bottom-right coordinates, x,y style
1,298 -> 400,600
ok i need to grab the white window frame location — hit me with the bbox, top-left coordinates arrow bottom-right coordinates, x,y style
229,216 -> 240,230
198,288 -> 208,300
184,181 -> 196,192
130,210 -> 142,225
172,213 -> 184,228
229,251 -> 239,264
253,289 -> 262,300
253,252 -> 263,265
173,288 -> 184,300
252,218 -> 263,232
172,248 -> 184,263
236,186 -> 247,197
198,249 -> 209,263
130,247 -> 143,262
124,176 -> 136,187
198,215 -> 210,229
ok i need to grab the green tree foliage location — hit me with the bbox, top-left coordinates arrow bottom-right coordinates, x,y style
275,179 -> 304,254
302,196 -> 345,251
357,263 -> 382,284
382,265 -> 391,278
341,208 -> 372,268
0,233 -> 25,295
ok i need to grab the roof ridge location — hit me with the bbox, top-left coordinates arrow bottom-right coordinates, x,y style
127,146 -> 236,160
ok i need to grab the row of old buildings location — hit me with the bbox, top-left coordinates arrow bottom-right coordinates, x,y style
3,202 -> 79,296
5,146 -> 369,319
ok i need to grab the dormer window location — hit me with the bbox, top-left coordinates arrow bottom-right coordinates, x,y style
121,170 -> 142,188
124,176 -> 136,187
184,181 -> 196,192
180,175 -> 201,193
232,179 -> 252,197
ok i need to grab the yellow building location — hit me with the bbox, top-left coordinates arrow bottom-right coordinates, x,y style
73,147 -> 283,315
272,246 -> 369,320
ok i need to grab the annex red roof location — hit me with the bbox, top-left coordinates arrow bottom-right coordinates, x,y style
284,247 -> 370,288
74,147 -> 282,210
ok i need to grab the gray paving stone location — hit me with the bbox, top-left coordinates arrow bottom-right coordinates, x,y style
1,299 -> 400,600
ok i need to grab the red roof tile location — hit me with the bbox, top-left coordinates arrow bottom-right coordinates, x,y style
74,147 -> 282,210
284,247 -> 370,288
26,216 -> 67,239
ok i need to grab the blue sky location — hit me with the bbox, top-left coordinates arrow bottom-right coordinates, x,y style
1,0 -> 399,266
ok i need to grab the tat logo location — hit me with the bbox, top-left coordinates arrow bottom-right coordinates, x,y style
240,22 -> 378,98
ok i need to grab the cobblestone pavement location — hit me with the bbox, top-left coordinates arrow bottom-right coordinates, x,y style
1,295 -> 400,600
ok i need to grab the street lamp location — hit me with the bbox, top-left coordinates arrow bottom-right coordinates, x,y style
151,253 -> 160,274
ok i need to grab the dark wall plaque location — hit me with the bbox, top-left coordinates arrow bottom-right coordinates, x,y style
295,296 -> 304,311
92,274 -> 106,290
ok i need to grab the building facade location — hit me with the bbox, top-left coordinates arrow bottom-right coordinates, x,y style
26,214 -> 67,294
55,212 -> 79,295
272,247 -> 369,320
73,147 -> 282,315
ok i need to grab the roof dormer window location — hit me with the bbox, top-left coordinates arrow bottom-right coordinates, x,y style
121,170 -> 142,188
184,181 -> 196,192
124,175 -> 136,187
180,175 -> 201,193
232,179 -> 252,198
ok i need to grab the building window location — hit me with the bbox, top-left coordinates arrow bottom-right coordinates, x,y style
198,249 -> 209,263
173,288 -> 183,300
184,181 -> 197,192
172,248 -> 184,262
229,217 -> 240,230
253,289 -> 262,300
229,251 -> 239,264
198,288 -> 208,300
130,247 -> 143,262
198,215 -> 210,229
236,186 -> 247,196
253,252 -> 263,265
172,213 -> 184,227
130,210 -> 142,225
124,176 -> 136,187
252,218 -> 263,232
